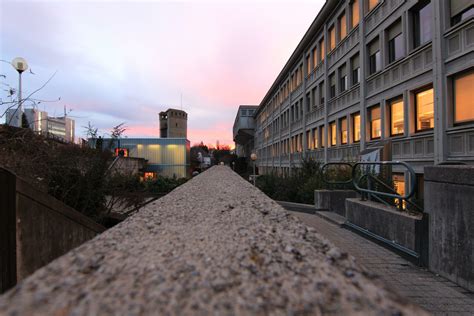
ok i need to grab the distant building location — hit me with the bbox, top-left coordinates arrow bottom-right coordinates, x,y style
159,108 -> 187,138
233,105 -> 258,159
98,138 -> 191,179
6,108 -> 75,143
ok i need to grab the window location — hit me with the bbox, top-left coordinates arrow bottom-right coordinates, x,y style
388,20 -> 404,63
351,0 -> 360,28
351,54 -> 360,85
389,98 -> 404,136
451,2 -> 474,25
312,47 -> 318,69
368,38 -> 381,74
319,81 -> 325,104
320,125 -> 326,148
306,55 -> 311,75
329,26 -> 336,51
453,70 -> 474,124
340,117 -> 348,144
352,113 -> 361,142
330,121 -> 337,146
313,127 -> 318,148
319,38 -> 325,62
412,1 -> 433,48
339,64 -> 348,92
393,173 -> 406,208
367,0 -> 379,12
369,105 -> 381,139
338,12 -> 347,40
307,130 -> 312,150
415,87 -> 434,131
329,73 -> 336,98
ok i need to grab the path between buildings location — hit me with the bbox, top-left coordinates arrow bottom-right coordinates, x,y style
289,211 -> 474,316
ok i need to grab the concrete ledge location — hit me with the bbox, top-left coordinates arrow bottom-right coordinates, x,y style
345,198 -> 422,252
0,167 -> 426,315
276,200 -> 315,214
314,190 -> 358,216
424,165 -> 474,186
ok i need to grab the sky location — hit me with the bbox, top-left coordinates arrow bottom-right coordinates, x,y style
0,0 -> 324,147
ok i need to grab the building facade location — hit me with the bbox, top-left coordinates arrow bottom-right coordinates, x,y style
254,0 -> 474,189
6,108 -> 75,142
99,138 -> 191,179
233,105 -> 258,159
159,108 -> 188,138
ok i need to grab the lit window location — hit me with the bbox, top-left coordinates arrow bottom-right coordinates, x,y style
353,113 -> 361,142
143,172 -> 156,180
329,26 -> 336,51
367,0 -> 379,12
415,87 -> 434,131
369,105 -> 381,139
339,12 -> 347,40
412,0 -> 433,48
451,2 -> 474,26
313,127 -> 318,148
339,64 -> 348,92
454,70 -> 474,124
306,55 -> 311,75
307,130 -> 312,149
393,173 -> 406,209
330,122 -> 337,146
340,117 -> 348,144
351,0 -> 360,28
388,20 -> 404,63
389,98 -> 404,136
368,38 -> 381,74
329,73 -> 336,98
351,54 -> 360,85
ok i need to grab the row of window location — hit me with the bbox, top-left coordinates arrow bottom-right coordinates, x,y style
258,69 -> 473,156
259,0 -> 473,124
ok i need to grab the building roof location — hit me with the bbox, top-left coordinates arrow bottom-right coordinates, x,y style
255,0 -> 340,116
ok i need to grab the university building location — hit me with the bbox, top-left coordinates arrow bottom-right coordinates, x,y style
254,0 -> 474,189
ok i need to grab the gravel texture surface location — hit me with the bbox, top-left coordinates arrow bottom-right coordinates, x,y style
0,166 -> 428,315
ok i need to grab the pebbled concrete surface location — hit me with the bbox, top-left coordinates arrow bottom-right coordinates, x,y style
0,166 -> 427,315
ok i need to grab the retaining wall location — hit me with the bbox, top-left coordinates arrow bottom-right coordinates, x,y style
425,165 -> 474,291
0,168 -> 105,293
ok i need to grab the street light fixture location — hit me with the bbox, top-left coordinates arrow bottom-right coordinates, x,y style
10,57 -> 28,127
250,153 -> 257,186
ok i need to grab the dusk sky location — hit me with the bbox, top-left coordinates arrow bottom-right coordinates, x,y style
1,0 -> 324,147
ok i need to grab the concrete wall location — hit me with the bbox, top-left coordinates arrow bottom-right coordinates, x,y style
0,168 -> 105,293
314,190 -> 357,216
425,165 -> 474,291
345,198 -> 423,253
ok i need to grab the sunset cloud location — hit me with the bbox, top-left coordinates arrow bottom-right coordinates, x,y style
1,0 -> 324,146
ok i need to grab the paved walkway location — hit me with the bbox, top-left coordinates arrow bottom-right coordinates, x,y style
290,211 -> 474,316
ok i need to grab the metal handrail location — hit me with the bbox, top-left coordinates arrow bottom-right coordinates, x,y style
352,161 -> 417,201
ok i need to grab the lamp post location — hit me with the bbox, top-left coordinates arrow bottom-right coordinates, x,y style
250,153 -> 257,187
10,57 -> 29,127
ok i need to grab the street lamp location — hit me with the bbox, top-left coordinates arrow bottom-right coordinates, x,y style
250,153 -> 257,186
10,57 -> 28,127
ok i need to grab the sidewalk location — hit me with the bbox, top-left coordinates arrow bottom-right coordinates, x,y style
290,211 -> 474,316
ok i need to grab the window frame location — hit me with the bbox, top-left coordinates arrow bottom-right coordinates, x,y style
388,97 -> 405,137
414,85 -> 434,132
352,112 -> 361,142
453,69 -> 474,125
369,105 -> 382,140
